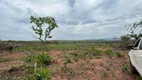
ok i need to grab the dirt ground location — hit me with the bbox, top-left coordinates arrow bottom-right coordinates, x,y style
0,49 -> 140,80
49,50 -> 134,80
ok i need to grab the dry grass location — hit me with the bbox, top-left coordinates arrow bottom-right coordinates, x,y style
0,42 -> 141,80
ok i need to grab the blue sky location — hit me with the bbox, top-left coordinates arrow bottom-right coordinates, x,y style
0,0 -> 142,40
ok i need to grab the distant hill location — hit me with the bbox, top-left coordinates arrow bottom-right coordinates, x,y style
90,38 -> 121,41
102,38 -> 121,41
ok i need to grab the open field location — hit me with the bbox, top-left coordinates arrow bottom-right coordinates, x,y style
0,41 -> 142,80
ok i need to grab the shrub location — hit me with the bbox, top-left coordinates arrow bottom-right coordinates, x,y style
61,65 -> 70,73
91,49 -> 103,56
105,49 -> 115,57
121,64 -> 128,72
70,53 -> 78,57
120,35 -> 130,42
116,52 -> 125,58
86,48 -> 103,57
34,52 -> 52,66
64,55 -> 72,65
8,46 -> 14,53
78,52 -> 87,59
34,68 -> 51,80
73,56 -> 79,62
27,65 -> 34,73
8,66 -> 19,72
101,70 -> 108,77
23,56 -> 34,63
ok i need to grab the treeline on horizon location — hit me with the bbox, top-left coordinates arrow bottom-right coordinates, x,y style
0,39 -> 129,44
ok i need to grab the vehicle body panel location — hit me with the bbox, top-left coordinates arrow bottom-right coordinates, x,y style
129,37 -> 142,76
129,50 -> 142,76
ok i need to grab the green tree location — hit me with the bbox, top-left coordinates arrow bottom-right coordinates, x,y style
120,35 -> 131,46
120,35 -> 130,41
30,16 -> 58,42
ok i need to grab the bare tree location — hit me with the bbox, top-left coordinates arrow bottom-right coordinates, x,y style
125,20 -> 142,40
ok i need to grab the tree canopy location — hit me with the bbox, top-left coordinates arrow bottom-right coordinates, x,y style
124,20 -> 142,40
30,16 -> 58,42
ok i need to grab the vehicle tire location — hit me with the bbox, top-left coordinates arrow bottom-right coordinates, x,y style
130,61 -> 139,74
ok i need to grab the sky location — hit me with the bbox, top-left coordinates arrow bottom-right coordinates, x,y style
0,0 -> 142,40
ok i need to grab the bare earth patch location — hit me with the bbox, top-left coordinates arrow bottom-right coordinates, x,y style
0,61 -> 23,70
49,50 -> 135,80
0,52 -> 27,73
0,49 -> 139,80
3,52 -> 27,59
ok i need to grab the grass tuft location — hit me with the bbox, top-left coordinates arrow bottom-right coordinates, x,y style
121,64 -> 128,73
8,66 -> 19,72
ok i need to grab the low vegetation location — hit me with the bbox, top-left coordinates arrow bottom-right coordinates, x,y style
8,66 -> 19,73
0,41 -> 141,80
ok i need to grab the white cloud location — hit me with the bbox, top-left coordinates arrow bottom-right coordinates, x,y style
0,0 -> 142,40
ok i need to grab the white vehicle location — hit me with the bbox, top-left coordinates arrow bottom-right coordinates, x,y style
129,37 -> 142,76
